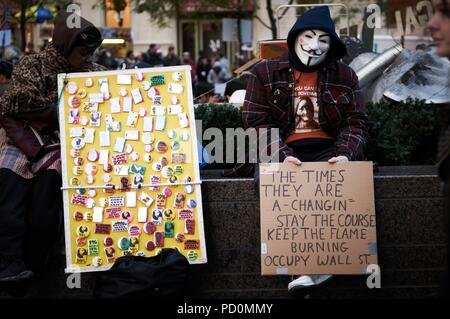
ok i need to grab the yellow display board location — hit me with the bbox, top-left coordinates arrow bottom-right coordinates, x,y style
58,66 -> 207,273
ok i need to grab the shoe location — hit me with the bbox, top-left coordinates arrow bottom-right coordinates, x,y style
288,275 -> 333,295
0,256 -> 34,283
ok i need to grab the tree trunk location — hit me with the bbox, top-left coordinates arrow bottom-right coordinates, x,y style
266,0 -> 277,39
20,2 -> 27,52
237,0 -> 242,59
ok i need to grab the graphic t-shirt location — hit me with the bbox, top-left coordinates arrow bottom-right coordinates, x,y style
285,70 -> 332,144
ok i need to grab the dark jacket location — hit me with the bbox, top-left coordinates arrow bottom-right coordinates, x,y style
242,52 -> 369,162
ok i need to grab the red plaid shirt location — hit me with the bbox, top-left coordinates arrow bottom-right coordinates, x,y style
242,52 -> 369,162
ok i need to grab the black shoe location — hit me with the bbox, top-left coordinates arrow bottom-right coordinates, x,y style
0,256 -> 34,283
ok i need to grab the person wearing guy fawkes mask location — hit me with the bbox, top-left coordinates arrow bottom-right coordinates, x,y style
242,6 -> 369,295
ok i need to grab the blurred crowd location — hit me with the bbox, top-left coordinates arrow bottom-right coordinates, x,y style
0,41 -> 248,104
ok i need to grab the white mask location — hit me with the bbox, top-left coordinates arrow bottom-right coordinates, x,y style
295,29 -> 331,66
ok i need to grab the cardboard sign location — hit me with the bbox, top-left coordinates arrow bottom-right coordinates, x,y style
259,162 -> 377,275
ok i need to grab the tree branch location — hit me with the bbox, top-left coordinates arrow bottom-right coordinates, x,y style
279,0 -> 294,20
253,14 -> 271,30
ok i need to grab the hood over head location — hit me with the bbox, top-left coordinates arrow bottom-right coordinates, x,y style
287,6 -> 347,72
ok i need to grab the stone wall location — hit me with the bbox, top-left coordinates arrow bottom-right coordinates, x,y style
2,166 -> 446,299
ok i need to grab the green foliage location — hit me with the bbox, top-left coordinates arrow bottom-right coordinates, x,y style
193,99 -> 440,167
366,98 -> 439,165
194,103 -> 244,168
194,103 -> 243,137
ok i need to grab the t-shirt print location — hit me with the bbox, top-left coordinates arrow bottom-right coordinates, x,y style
293,71 -> 320,133
284,70 -> 332,144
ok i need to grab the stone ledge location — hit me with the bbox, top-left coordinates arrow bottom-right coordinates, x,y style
1,166 -> 446,299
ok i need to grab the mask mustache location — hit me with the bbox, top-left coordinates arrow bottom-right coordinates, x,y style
300,45 -> 323,57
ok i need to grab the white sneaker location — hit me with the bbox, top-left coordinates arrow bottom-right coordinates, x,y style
288,274 -> 333,291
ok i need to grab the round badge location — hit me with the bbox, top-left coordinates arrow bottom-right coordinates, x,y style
184,185 -> 194,194
160,157 -> 169,167
76,188 -> 86,195
142,81 -> 151,91
84,163 -> 98,175
121,211 -> 133,223
85,78 -> 94,87
170,96 -> 179,105
152,162 -> 162,172
103,163 -> 113,173
144,144 -> 153,152
143,222 -> 157,234
73,211 -> 83,221
128,225 -> 141,237
76,225 -> 90,238
86,175 -> 95,184
169,176 -> 178,184
163,208 -> 175,221
77,89 -> 87,99
86,198 -> 95,209
144,153 -> 153,163
125,144 -> 133,154
142,133 -> 155,145
187,250 -> 198,261
175,233 -> 185,243
156,141 -> 168,153
83,212 -> 93,222
73,156 -> 84,166
171,141 -> 180,151
130,151 -> 139,161
76,237 -> 87,247
70,149 -> 80,158
103,173 -> 112,183
129,237 -> 140,247
136,71 -> 145,81
187,199 -> 197,209
161,166 -> 173,178
87,149 -> 99,162
104,237 -> 113,246
118,237 -> 131,250
168,129 -> 176,139
70,177 -> 80,186
66,82 -> 78,94
119,87 -> 128,97
181,132 -> 190,141
80,116 -> 89,126
99,197 -> 108,207
72,137 -> 85,150
88,189 -> 97,197
145,240 -> 155,251
73,166 -> 83,176
68,95 -> 81,108
139,107 -> 147,117
92,257 -> 103,267
163,187 -> 172,197
172,72 -> 183,82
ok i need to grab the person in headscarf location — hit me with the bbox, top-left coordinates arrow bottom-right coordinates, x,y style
0,11 -> 105,284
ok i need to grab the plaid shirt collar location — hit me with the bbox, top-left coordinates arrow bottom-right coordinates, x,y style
275,52 -> 338,72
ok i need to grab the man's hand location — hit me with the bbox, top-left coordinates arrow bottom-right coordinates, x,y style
283,156 -> 302,165
328,155 -> 349,163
